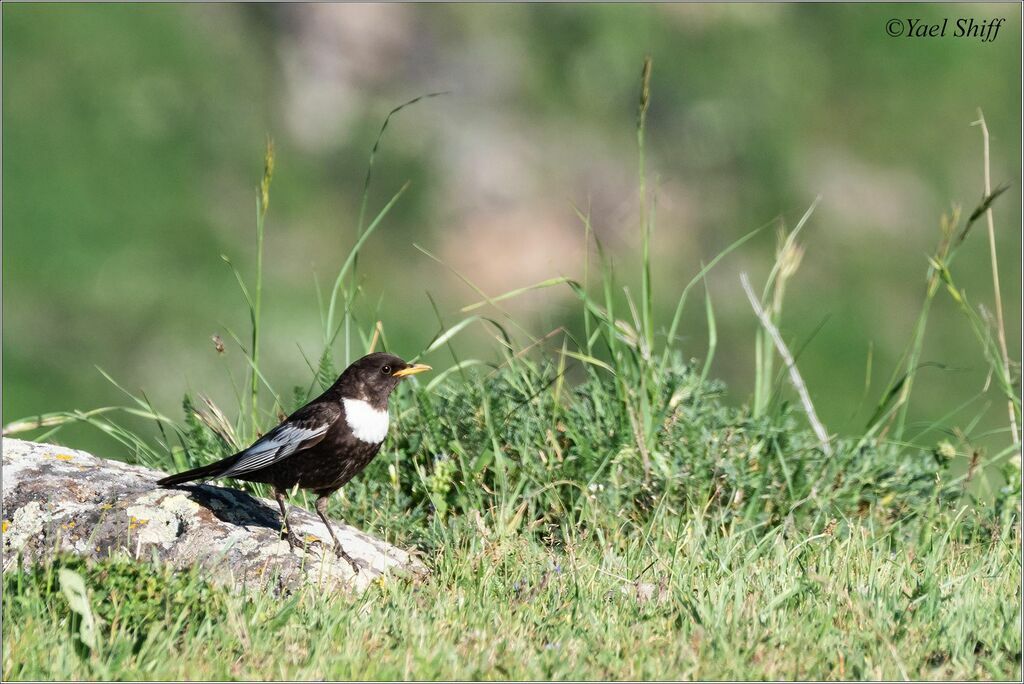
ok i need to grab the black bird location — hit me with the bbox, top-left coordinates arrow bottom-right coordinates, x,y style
156,352 -> 430,570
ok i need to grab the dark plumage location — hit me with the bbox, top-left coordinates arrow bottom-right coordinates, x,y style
156,352 -> 430,570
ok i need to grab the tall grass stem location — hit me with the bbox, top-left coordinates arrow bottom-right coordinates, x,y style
741,272 -> 832,455
251,137 -> 274,433
971,109 -> 1019,448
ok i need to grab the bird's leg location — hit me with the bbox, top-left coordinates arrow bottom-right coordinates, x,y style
315,495 -> 361,573
274,487 -> 306,552
273,487 -> 295,549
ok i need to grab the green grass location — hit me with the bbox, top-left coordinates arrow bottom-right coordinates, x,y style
3,515 -> 1020,680
3,66 -> 1020,681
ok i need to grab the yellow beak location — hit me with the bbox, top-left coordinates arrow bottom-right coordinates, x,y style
393,363 -> 432,378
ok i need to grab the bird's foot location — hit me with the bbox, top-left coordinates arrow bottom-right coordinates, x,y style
333,543 -> 362,574
281,528 -> 325,553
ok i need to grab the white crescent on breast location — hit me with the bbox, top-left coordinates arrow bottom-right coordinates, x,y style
342,398 -> 390,444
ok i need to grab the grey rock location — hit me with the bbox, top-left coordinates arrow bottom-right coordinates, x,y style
1,438 -> 426,593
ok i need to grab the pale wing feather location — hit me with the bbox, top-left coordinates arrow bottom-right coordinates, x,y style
220,408 -> 337,477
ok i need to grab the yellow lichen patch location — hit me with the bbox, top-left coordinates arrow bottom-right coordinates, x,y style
304,534 -> 322,544
2,521 -> 9,534
53,453 -> 74,461
62,521 -> 77,530
128,516 -> 149,531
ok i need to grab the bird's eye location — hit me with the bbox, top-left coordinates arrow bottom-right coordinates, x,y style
381,365 -> 391,375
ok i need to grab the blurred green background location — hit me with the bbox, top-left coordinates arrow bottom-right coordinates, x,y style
3,3 -> 1020,457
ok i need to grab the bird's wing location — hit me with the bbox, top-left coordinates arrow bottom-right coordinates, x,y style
220,403 -> 340,477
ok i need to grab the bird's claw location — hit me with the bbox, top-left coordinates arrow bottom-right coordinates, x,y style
281,528 -> 324,553
334,544 -> 362,574
280,525 -> 360,574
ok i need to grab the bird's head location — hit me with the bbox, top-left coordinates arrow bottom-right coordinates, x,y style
337,352 -> 431,405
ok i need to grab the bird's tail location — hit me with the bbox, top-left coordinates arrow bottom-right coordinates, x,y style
156,457 -> 237,488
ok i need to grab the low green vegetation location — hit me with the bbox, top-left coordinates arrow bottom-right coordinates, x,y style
4,513 -> 1019,680
3,72 -> 1020,680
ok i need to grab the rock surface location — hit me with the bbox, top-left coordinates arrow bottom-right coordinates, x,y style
1,438 -> 426,593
